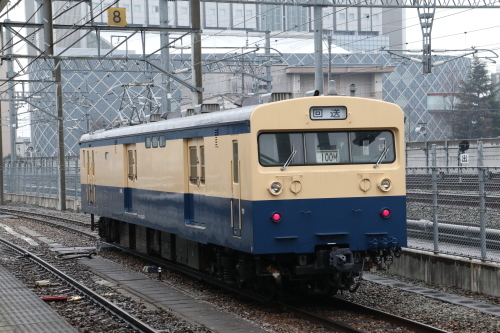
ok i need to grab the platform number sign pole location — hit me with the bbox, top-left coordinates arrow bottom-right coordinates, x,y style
107,8 -> 127,27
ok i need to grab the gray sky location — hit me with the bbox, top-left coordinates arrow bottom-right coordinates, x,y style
404,8 -> 500,73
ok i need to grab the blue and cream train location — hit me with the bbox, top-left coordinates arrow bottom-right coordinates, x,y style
80,95 -> 407,295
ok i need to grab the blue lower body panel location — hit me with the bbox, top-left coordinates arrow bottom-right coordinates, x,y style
82,184 -> 406,255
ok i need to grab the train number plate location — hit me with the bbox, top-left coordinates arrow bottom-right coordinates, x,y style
310,106 -> 347,120
316,150 -> 339,163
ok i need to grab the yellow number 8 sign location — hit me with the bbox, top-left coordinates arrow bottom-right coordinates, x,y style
107,8 -> 127,26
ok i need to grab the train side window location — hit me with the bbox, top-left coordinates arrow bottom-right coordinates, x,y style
232,140 -> 239,183
200,146 -> 205,185
159,135 -> 166,147
82,150 -> 86,168
145,137 -> 152,148
152,136 -> 159,148
189,146 -> 198,185
128,150 -> 137,180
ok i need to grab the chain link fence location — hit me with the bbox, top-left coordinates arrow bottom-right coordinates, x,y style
2,146 -> 500,263
407,142 -> 500,263
3,156 -> 80,199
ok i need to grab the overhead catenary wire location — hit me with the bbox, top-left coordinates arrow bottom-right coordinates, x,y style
4,2 -> 499,133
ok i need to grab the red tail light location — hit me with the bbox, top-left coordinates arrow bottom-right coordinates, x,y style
271,212 -> 282,223
381,208 -> 391,218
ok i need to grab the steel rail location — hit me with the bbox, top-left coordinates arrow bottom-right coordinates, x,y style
282,300 -> 451,333
0,237 -> 159,333
330,298 -> 451,333
0,208 -> 89,227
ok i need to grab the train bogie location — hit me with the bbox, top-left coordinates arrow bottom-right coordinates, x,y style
81,95 -> 407,296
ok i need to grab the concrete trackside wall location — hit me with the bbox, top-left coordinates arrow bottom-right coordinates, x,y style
388,249 -> 500,297
4,194 -> 81,212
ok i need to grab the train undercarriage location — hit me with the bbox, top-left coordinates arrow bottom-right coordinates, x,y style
98,216 -> 399,297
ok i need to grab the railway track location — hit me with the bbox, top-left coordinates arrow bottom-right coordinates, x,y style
0,207 -> 455,332
283,300 -> 450,333
0,237 -> 158,333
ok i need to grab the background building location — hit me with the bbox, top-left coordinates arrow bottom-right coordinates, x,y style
19,1 -> 468,157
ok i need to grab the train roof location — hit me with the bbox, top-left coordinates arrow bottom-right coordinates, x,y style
79,104 -> 258,143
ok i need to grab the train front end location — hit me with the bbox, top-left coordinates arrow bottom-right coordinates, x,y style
247,96 -> 406,294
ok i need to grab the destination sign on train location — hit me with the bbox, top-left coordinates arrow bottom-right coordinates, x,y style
310,106 -> 347,120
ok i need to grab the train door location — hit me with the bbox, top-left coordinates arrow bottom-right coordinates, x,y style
125,144 -> 137,213
187,138 -> 205,224
231,140 -> 242,237
85,150 -> 96,205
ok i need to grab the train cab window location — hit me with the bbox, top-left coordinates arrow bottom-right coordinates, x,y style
189,146 -> 198,185
200,146 -> 205,185
258,133 -> 304,166
159,135 -> 166,147
304,132 -> 349,164
350,131 -> 395,163
258,130 -> 395,166
145,137 -> 152,148
152,136 -> 159,148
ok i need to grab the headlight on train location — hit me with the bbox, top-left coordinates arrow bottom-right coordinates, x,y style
269,181 -> 283,195
378,178 -> 392,191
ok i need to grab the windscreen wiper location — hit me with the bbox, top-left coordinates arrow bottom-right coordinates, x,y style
281,149 -> 297,171
373,148 -> 388,169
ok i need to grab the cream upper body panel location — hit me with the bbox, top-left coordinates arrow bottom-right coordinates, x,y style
247,96 -> 406,201
80,96 -> 405,201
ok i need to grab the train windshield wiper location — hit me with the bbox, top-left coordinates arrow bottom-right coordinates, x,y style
373,148 -> 389,169
281,148 -> 297,171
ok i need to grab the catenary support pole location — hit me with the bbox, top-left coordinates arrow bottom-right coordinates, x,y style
160,0 -> 171,113
43,0 -> 66,210
313,5 -> 323,95
190,0 -> 203,105
5,21 -> 16,166
478,141 -> 487,260
431,144 -> 439,254
265,31 -> 272,93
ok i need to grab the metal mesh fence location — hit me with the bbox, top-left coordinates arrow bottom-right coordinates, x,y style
4,156 -> 80,199
407,143 -> 500,263
2,145 -> 500,263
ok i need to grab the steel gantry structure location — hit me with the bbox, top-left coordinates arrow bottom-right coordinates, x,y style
0,0 -> 499,209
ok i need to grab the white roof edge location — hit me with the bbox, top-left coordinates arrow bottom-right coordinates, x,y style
80,105 -> 258,143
